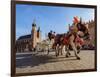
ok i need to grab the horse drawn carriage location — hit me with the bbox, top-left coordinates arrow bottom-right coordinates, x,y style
34,16 -> 91,60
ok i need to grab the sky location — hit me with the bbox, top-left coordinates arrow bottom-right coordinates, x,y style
16,4 -> 94,40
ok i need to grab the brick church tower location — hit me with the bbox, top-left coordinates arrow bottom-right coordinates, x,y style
31,21 -> 41,48
31,21 -> 37,48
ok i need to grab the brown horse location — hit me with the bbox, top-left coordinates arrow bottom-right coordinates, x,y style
52,34 -> 69,56
48,22 -> 90,59
48,32 -> 70,56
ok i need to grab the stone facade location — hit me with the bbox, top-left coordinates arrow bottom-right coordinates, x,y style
16,22 -> 41,52
84,20 -> 95,46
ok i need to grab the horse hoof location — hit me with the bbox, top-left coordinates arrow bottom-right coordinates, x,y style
56,54 -> 58,57
77,51 -> 80,54
77,57 -> 80,60
66,55 -> 68,58
68,53 -> 71,55
77,52 -> 79,54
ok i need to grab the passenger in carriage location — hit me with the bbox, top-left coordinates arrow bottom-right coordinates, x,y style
52,31 -> 56,37
48,30 -> 53,40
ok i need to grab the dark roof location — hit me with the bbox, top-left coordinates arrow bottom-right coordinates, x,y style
32,22 -> 36,27
37,27 -> 40,32
18,34 -> 31,40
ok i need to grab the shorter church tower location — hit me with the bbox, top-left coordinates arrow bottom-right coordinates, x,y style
37,27 -> 41,43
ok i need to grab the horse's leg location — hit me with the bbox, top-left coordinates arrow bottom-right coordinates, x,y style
65,46 -> 69,57
76,43 -> 81,54
60,44 -> 64,55
71,43 -> 80,59
47,47 -> 50,55
65,45 -> 70,57
77,45 -> 81,54
58,45 -> 60,56
55,44 -> 59,57
70,35 -> 80,60
55,46 -> 57,57
67,45 -> 71,55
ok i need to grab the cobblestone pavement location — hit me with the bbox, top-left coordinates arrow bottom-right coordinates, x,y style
16,50 -> 95,74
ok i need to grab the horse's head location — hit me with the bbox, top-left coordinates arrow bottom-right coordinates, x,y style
48,32 -> 55,41
77,23 -> 91,40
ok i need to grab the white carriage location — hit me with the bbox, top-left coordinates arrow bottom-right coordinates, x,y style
35,39 -> 54,54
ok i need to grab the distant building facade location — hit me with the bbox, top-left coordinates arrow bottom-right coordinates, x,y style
16,22 -> 41,52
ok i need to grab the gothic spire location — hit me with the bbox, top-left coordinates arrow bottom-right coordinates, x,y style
32,19 -> 36,27
37,27 -> 40,32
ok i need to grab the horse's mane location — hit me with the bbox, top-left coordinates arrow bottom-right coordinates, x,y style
56,34 -> 65,37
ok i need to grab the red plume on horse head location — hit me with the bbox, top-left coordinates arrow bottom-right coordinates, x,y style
73,16 -> 80,23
